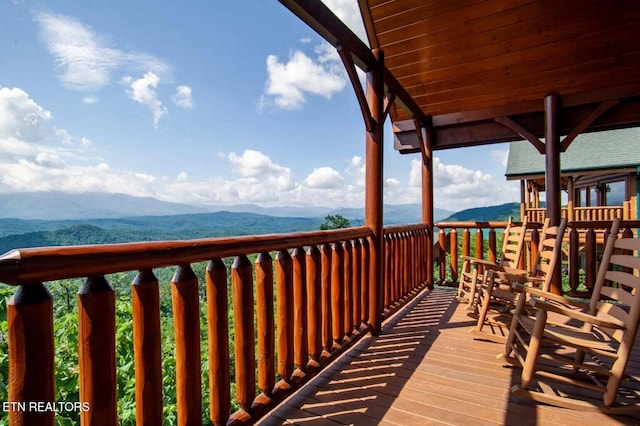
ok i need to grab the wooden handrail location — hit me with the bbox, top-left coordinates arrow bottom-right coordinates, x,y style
0,227 -> 372,286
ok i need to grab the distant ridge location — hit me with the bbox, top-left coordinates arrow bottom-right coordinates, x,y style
438,202 -> 520,223
0,191 -> 453,223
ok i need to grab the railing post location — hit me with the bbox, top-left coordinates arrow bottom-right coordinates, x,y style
206,259 -> 231,425
585,227 -> 597,292
331,242 -> 345,347
232,255 -> 255,416
488,228 -> 497,264
360,238 -> 370,326
342,240 -> 353,340
7,284 -> 55,426
292,247 -> 307,381
78,276 -> 117,425
569,228 -> 580,293
351,239 -> 362,330
438,229 -> 446,282
365,48 -> 384,336
306,246 -> 322,368
255,253 -> 275,409
275,250 -> 294,392
320,244 -> 333,356
171,265 -> 202,425
450,229 -> 458,282
132,270 -> 163,425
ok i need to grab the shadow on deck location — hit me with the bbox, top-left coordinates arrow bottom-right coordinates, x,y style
259,288 -> 640,425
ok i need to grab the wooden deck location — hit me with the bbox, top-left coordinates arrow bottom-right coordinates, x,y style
258,288 -> 640,425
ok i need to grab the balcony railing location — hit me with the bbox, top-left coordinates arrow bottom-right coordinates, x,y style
434,219 -> 640,296
0,224 -> 429,425
525,202 -> 631,222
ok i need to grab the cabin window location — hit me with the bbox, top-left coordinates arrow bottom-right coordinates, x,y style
605,180 -> 625,206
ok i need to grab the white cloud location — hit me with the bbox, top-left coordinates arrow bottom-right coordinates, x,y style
0,87 -> 52,143
172,85 -> 194,108
261,49 -> 346,110
82,96 -> 99,104
322,0 -> 368,43
491,148 -> 509,167
228,149 -> 291,178
408,157 -> 519,211
304,167 -> 344,188
36,12 -> 170,92
124,72 -> 167,126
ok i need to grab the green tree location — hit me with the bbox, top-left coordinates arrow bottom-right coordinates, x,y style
319,214 -> 351,230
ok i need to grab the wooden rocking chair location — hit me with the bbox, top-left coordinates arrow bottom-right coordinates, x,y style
457,217 -> 528,312
502,218 -> 640,414
472,218 -> 567,343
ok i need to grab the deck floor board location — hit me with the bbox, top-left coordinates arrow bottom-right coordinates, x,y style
260,288 -> 640,425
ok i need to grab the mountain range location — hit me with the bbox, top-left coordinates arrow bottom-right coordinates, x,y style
0,192 -> 464,253
0,191 -> 453,222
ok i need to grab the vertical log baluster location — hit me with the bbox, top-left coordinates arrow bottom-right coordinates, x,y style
383,234 -> 391,309
342,240 -> 353,340
569,228 -> 580,293
231,255 -> 255,415
132,270 -> 163,425
255,253 -> 274,407
206,259 -> 231,426
438,229 -> 446,282
530,227 -> 539,273
171,265 -> 202,425
331,242 -> 345,348
306,246 -> 322,368
320,244 -> 333,356
78,276 -> 117,425
361,238 -> 370,325
475,228 -> 484,275
585,227 -> 597,291
292,247 -> 307,382
275,250 -> 294,392
450,229 -> 458,282
462,229 -> 470,258
395,233 -> 402,301
351,239 -> 361,331
488,228 -> 497,264
7,284 -> 54,426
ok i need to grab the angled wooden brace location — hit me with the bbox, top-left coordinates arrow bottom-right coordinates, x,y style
560,99 -> 619,151
337,44 -> 375,132
495,116 -> 545,154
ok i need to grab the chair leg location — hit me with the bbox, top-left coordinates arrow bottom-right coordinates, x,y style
521,309 -> 547,388
475,275 -> 495,333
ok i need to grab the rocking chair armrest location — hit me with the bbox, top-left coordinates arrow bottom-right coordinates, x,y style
531,299 -> 626,330
483,264 -> 528,275
460,256 -> 498,267
512,286 -> 589,310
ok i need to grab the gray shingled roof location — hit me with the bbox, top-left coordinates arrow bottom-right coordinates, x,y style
505,128 -> 640,179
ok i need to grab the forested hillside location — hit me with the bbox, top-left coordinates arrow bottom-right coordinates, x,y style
438,202 -> 520,222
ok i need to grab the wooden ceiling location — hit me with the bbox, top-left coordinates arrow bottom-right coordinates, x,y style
281,0 -> 640,151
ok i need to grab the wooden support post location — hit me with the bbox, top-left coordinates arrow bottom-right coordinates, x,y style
78,276 -> 117,425
131,270 -> 163,426
544,94 -> 562,294
366,48 -> 384,335
422,124 -> 434,289
7,284 -> 55,426
544,94 -> 561,226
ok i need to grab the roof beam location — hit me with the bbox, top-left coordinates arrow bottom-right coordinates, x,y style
560,100 -> 619,151
495,116 -> 545,154
278,0 -> 424,122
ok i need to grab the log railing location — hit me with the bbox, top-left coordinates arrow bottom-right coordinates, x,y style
0,224 -> 429,425
525,202 -> 630,222
383,224 -> 430,316
434,219 -> 640,296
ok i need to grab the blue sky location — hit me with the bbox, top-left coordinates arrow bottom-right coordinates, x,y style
0,0 -> 519,211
